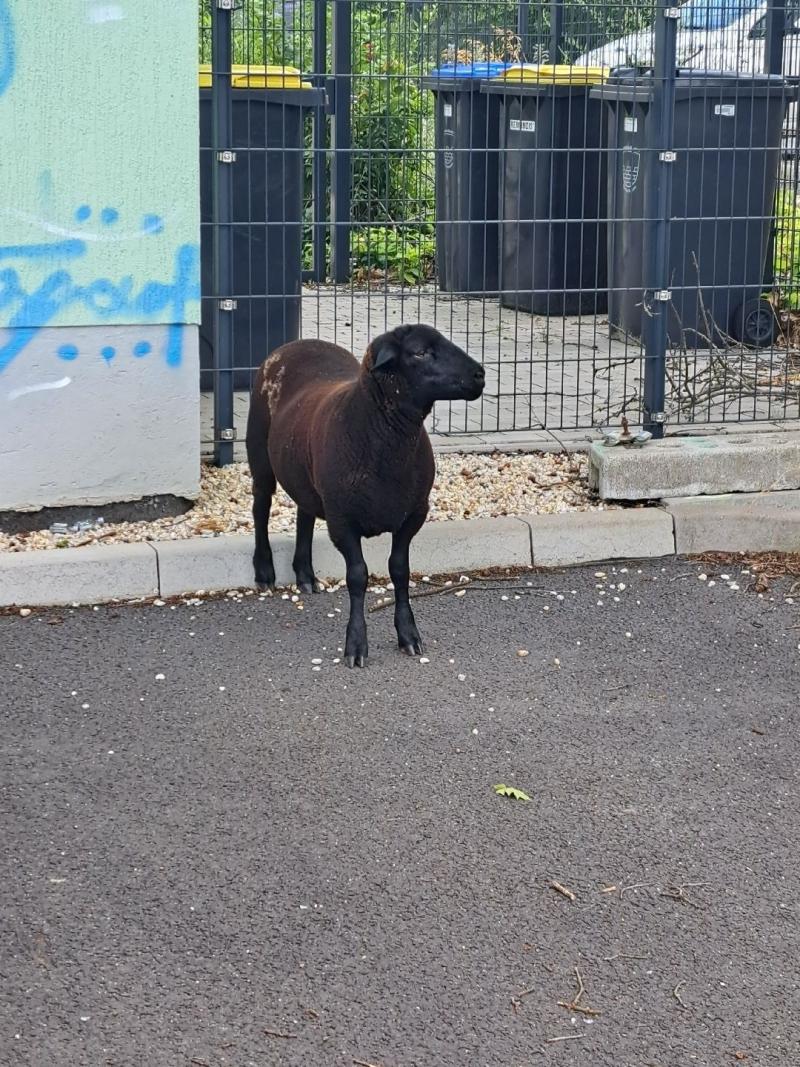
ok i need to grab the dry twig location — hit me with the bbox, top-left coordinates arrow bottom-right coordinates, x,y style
549,881 -> 576,902
546,1034 -> 585,1044
510,984 -> 537,1014
619,881 -> 656,898
263,1028 -> 298,1039
557,967 -> 601,1017
660,882 -> 708,909
604,952 -> 648,962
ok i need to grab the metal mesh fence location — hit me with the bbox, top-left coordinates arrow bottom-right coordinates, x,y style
199,0 -> 800,463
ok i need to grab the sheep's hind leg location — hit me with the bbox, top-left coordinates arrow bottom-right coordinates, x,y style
389,511 -> 426,656
252,477 -> 277,591
293,508 -> 322,594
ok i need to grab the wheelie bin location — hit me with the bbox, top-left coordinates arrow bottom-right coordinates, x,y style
199,66 -> 324,390
482,64 -> 610,316
422,61 -> 512,294
592,69 -> 793,347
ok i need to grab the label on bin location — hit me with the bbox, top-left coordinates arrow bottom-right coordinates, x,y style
443,129 -> 455,169
623,116 -> 638,133
622,148 -> 640,193
443,103 -> 453,117
714,104 -> 735,117
509,118 -> 536,132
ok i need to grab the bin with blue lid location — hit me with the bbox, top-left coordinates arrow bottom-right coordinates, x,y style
482,64 -> 610,316
592,69 -> 794,347
199,66 -> 324,390
421,61 -> 512,294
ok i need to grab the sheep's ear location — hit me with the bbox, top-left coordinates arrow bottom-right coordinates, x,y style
372,341 -> 398,370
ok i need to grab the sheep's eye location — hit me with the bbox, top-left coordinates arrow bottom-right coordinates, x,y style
414,348 -> 433,360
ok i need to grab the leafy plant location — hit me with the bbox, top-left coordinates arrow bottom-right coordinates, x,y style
774,187 -> 800,309
351,225 -> 435,284
493,783 -> 531,801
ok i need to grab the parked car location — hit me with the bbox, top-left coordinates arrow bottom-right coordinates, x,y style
576,0 -> 799,72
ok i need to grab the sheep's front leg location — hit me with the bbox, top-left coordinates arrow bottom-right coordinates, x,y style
389,511 -> 426,657
330,525 -> 369,668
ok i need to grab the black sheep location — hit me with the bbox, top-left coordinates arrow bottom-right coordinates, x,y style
245,324 -> 485,667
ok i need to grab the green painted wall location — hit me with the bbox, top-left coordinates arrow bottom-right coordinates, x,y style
0,0 -> 200,372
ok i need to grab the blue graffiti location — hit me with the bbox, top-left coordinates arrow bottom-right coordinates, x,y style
0,230 -> 200,372
0,239 -> 85,260
0,0 -> 15,99
142,214 -> 165,235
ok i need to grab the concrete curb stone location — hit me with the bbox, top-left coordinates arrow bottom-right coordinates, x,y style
0,543 -> 158,608
154,517 -> 532,599
528,508 -> 675,567
665,490 -> 800,554
4,492 -> 800,608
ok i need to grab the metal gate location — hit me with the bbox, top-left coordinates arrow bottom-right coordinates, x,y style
201,0 -> 800,464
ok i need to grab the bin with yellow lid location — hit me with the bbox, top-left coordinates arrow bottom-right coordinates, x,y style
199,66 -> 324,390
482,64 -> 610,316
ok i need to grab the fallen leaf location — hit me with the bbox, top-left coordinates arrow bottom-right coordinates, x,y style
493,784 -> 531,802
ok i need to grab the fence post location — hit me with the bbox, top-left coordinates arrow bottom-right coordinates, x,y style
549,0 -> 563,63
211,0 -> 235,466
517,0 -> 529,59
642,6 -> 678,438
763,0 -> 785,292
330,0 -> 352,283
311,0 -> 328,283
765,0 -> 786,76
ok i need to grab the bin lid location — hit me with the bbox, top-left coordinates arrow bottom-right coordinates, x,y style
198,64 -> 313,90
593,66 -> 792,102
493,63 -> 609,85
427,61 -> 512,80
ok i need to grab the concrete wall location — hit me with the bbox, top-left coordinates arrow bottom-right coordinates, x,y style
0,0 -> 201,510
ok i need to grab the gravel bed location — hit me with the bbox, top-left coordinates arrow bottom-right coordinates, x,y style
0,451 -> 616,554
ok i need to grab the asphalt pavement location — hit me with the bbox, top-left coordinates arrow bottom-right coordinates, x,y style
2,558 -> 799,1067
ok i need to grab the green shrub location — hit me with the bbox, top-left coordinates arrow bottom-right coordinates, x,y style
774,187 -> 800,309
351,225 -> 436,284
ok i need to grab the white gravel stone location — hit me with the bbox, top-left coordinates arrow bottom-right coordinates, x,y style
1,452 -> 607,554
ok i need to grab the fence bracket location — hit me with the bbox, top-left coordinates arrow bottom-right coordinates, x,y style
218,299 -> 238,311
216,150 -> 237,163
659,151 -> 677,162
654,289 -> 672,302
216,0 -> 238,10
663,7 -> 681,17
217,428 -> 237,442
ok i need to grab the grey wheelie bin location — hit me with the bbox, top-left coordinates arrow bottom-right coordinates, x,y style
593,69 -> 793,347
482,64 -> 610,316
422,61 -> 511,294
199,65 -> 324,390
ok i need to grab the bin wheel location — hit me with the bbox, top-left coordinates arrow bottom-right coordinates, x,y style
732,298 -> 778,348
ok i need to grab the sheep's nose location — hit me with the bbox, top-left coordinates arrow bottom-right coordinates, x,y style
474,366 -> 485,382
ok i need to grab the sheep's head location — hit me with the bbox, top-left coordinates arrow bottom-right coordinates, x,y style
368,324 -> 485,410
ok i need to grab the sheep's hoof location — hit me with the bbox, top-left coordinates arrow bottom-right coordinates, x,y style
256,582 -> 276,596
345,654 -> 367,669
400,641 -> 424,657
297,580 -> 324,595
